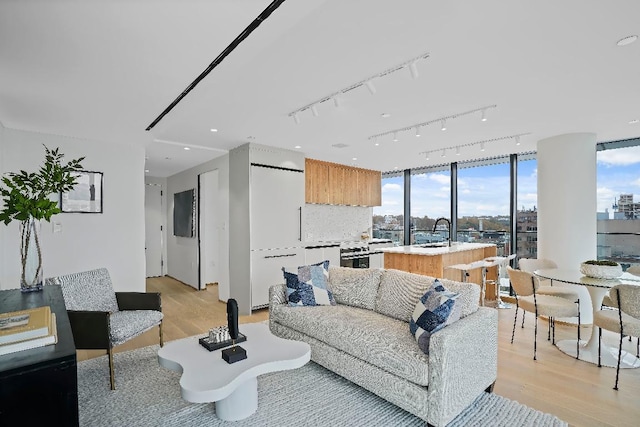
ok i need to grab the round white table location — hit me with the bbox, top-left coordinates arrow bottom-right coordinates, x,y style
157,322 -> 310,421
534,268 -> 640,369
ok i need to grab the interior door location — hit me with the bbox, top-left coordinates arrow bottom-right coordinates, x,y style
144,184 -> 163,277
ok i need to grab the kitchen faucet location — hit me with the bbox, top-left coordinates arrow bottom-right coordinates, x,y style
432,217 -> 452,247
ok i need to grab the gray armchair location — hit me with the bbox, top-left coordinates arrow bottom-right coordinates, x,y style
46,268 -> 163,389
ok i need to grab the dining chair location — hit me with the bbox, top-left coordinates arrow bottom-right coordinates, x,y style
507,267 -> 581,360
601,266 -> 640,309
46,268 -> 164,390
593,284 -> 640,390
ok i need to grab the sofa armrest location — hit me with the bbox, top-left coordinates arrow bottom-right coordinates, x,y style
67,310 -> 112,350
426,307 -> 498,427
116,292 -> 162,312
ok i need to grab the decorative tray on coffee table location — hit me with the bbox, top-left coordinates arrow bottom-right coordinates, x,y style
198,326 -> 247,352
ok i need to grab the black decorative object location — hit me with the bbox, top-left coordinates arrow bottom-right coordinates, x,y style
221,299 -> 246,364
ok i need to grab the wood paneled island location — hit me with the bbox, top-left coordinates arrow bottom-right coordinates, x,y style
381,243 -> 498,295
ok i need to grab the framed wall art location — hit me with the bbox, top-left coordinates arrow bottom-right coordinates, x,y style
60,171 -> 103,213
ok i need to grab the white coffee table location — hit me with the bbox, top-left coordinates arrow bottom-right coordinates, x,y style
157,322 -> 310,421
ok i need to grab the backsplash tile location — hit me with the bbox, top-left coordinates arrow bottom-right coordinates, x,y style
305,204 -> 372,241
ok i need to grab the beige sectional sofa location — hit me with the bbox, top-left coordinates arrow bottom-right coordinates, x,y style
269,266 -> 498,427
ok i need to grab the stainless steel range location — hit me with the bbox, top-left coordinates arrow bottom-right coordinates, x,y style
339,241 -> 370,268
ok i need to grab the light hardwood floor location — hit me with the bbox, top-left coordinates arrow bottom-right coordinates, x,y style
79,276 -> 639,427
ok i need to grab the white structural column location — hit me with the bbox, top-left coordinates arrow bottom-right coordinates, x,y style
537,133 -> 597,323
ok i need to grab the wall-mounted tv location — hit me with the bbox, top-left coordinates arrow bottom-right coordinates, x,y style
173,189 -> 195,237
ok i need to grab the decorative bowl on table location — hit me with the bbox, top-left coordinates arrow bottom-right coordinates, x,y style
579,260 -> 622,279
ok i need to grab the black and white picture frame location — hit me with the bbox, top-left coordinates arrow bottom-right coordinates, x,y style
60,171 -> 103,213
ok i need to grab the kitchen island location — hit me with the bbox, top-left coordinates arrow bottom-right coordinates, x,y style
381,243 -> 498,294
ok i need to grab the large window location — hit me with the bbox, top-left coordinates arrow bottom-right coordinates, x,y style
516,155 -> 538,259
596,142 -> 640,269
372,173 -> 404,245
457,161 -> 511,255
409,166 -> 450,245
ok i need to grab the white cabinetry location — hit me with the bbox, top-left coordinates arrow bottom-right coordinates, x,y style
250,165 -> 304,250
304,244 -> 340,267
368,240 -> 393,269
251,248 -> 304,308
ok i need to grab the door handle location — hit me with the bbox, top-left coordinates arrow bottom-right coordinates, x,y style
299,206 -> 302,241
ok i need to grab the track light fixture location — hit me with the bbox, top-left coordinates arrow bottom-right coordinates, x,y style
293,112 -> 300,124
365,80 -> 377,95
409,61 -> 419,79
415,126 -> 421,137
289,51 -> 430,123
393,132 -> 398,142
368,104 -> 497,142
333,97 -> 340,107
311,105 -> 319,117
481,109 -> 487,122
418,132 -> 530,162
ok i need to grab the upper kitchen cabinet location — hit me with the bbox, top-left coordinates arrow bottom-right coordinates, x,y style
305,158 -> 381,206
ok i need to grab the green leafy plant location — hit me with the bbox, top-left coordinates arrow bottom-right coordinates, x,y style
583,260 -> 619,267
0,146 -> 84,224
0,146 -> 84,288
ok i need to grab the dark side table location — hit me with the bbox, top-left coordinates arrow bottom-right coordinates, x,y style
0,285 -> 78,426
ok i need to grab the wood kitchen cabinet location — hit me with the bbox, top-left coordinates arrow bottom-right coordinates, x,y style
305,158 -> 381,206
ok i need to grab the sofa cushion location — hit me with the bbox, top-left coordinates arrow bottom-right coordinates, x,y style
270,303 -> 430,386
375,269 -> 479,322
284,261 -> 335,307
410,280 -> 462,354
327,266 -> 383,310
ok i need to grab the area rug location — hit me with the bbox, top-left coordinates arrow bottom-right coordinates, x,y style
78,344 -> 567,427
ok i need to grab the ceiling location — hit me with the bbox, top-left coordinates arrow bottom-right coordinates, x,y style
1,0 -> 639,177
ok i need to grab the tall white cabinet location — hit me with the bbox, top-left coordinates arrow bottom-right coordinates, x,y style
229,143 -> 305,313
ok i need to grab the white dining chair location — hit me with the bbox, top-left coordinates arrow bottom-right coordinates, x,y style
594,284 -> 640,390
507,267 -> 581,361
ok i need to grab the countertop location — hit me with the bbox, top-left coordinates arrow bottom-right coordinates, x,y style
380,242 -> 496,256
303,238 -> 392,249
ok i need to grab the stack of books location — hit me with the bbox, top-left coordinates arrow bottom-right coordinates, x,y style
0,306 -> 58,356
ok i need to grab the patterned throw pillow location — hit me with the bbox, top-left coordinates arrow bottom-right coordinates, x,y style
409,280 -> 462,354
283,260 -> 335,307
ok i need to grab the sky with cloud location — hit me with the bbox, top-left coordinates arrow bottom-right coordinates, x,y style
374,145 -> 640,218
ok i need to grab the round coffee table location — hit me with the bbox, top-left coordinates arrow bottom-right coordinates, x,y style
157,322 -> 310,421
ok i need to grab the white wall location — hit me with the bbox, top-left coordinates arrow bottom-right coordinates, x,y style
0,128 -> 146,292
200,170 -> 220,286
305,204 -> 372,241
165,155 -> 229,300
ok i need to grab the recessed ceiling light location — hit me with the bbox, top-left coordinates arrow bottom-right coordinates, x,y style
184,147 -> 190,150
381,113 -> 391,118
393,166 -> 399,170
145,169 -> 150,173
617,35 -> 638,46
210,128 -> 218,132
294,145 -> 302,149
629,119 -> 639,124
352,157 -> 357,161
374,143 -> 379,146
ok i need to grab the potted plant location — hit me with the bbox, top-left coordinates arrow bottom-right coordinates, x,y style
579,260 -> 622,279
0,146 -> 84,292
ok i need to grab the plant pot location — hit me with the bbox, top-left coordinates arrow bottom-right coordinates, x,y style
579,263 -> 622,279
20,217 -> 43,292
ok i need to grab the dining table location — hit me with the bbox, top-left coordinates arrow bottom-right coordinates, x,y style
534,268 -> 640,368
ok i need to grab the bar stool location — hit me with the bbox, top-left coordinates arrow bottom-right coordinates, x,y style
446,260 -> 491,306
484,254 -> 516,309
